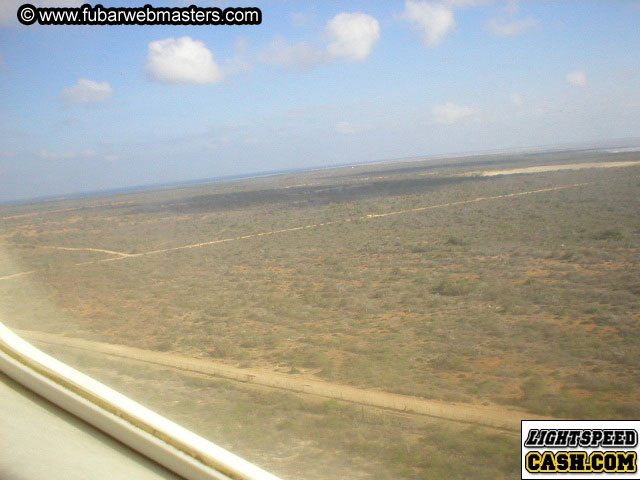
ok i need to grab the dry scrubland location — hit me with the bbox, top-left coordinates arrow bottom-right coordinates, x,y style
1,149 -> 639,479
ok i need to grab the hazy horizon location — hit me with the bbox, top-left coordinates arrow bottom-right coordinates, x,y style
3,136 -> 639,205
2,1 -> 640,201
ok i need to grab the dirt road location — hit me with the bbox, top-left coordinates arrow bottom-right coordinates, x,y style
0,180 -> 598,280
470,160 -> 640,177
17,329 -> 549,432
0,271 -> 35,281
38,245 -> 133,257
78,181 -> 593,266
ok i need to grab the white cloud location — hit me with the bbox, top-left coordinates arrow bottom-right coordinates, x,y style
433,102 -> 477,124
509,92 -> 522,105
146,36 -> 223,84
566,70 -> 587,87
61,79 -> 113,105
326,12 -> 380,61
335,121 -> 371,135
488,16 -> 538,36
403,0 -> 456,47
262,11 -> 380,70
260,36 -> 326,70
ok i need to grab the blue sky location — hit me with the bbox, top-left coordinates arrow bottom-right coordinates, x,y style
1,1 -> 639,201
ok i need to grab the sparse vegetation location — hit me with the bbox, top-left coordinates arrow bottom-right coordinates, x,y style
1,150 -> 639,479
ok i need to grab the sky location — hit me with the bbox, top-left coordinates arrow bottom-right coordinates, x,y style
1,0 -> 639,202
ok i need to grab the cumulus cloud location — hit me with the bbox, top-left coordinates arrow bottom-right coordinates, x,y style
509,92 -> 522,105
403,0 -> 456,47
62,79 -> 113,105
433,102 -> 477,124
326,12 -> 380,61
566,70 -> 587,87
146,36 -> 223,84
488,17 -> 538,36
335,121 -> 371,135
260,36 -> 326,70
261,11 -> 379,70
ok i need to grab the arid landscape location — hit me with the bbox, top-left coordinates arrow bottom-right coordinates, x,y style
1,148 -> 639,479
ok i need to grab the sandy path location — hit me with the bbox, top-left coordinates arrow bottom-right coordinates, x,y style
0,180 -> 594,279
38,245 -> 133,257
77,181 -> 592,266
17,329 -> 550,432
0,271 -> 35,281
470,160 -> 640,177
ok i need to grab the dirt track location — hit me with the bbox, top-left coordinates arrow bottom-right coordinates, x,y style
471,160 -> 640,177
0,180 -> 596,280
38,245 -> 133,257
0,271 -> 34,281
17,329 -> 550,432
74,181 -> 592,268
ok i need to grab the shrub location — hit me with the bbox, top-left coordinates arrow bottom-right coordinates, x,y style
446,236 -> 465,246
432,278 -> 474,296
592,228 -> 624,240
206,339 -> 239,358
